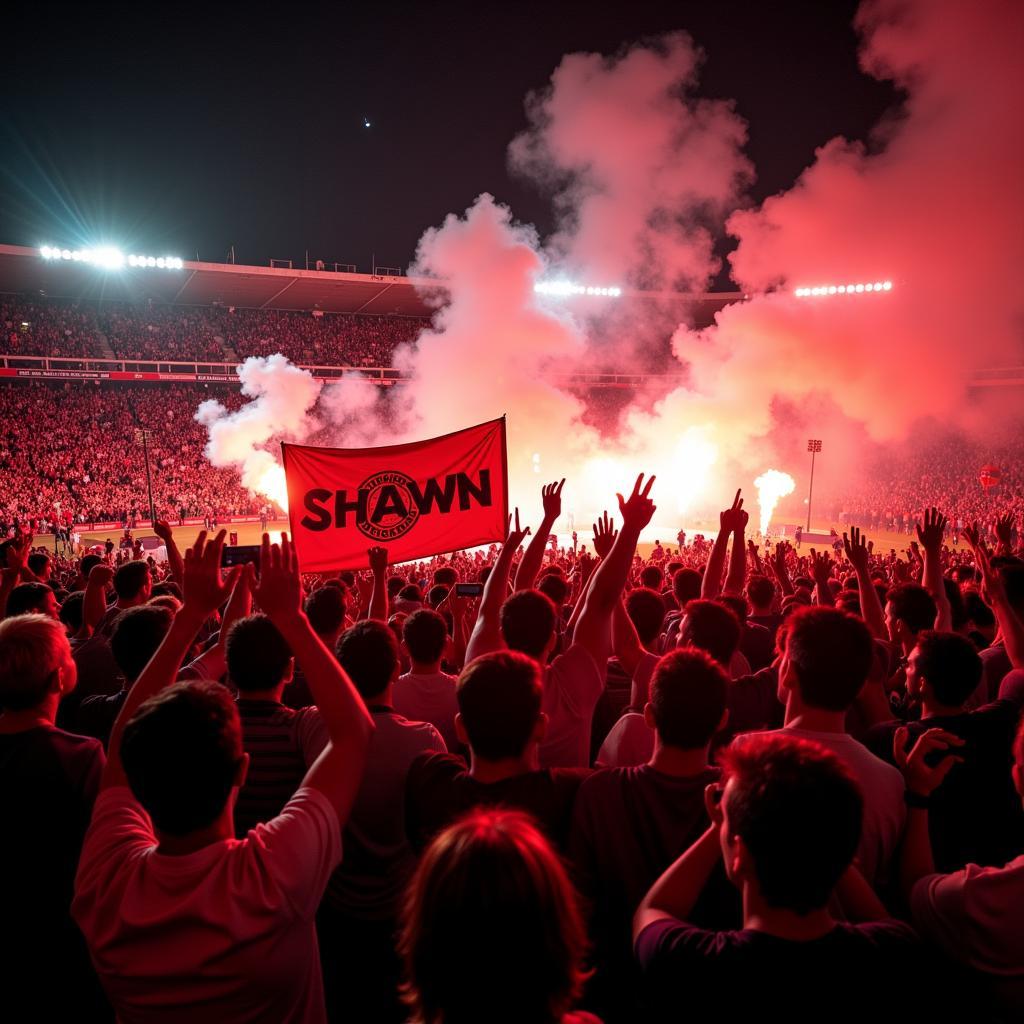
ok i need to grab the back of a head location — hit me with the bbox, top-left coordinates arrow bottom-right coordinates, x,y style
400,807 -> 586,1024
336,618 -> 399,701
626,587 -> 666,649
672,568 -> 702,608
639,565 -> 663,591
0,614 -> 70,711
650,648 -> 727,750
27,551 -> 50,578
747,574 -> 775,611
114,560 -> 150,602
499,589 -> 557,660
403,608 -> 448,665
722,732 -> 863,914
537,573 -> 568,607
433,566 -> 457,588
304,585 -> 347,637
680,599 -> 740,667
785,606 -> 873,711
110,605 -> 174,684
886,583 -> 937,636
7,582 -> 54,618
121,680 -> 243,836
719,594 -> 749,628
456,651 -> 542,761
60,590 -> 86,633
915,630 -> 983,707
80,553 -> 102,579
225,614 -> 292,692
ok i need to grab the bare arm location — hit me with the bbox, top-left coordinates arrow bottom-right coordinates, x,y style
702,491 -> 743,599
973,539 -> 1024,669
258,534 -> 375,822
153,520 -> 185,586
810,549 -> 835,607
844,527 -> 886,640
368,546 -> 389,623
612,597 -> 646,678
465,510 -> 529,664
515,479 -> 564,591
916,508 -> 952,632
573,476 -> 656,667
723,506 -> 748,597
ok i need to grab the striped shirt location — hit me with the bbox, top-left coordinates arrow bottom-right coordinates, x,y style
234,700 -> 328,837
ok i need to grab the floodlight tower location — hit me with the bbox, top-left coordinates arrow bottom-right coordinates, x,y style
806,439 -> 822,532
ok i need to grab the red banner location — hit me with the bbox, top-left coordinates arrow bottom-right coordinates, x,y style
282,418 -> 508,571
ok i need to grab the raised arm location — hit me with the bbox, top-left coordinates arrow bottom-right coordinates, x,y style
0,533 -> 34,617
916,508 -> 952,631
101,530 -> 242,790
565,512 -> 614,643
515,479 -> 564,591
769,541 -> 794,598
255,533 -> 374,822
81,563 -> 115,635
972,537 -> 1024,669
573,474 -> 656,667
843,527 -> 886,640
612,597 -> 646,678
702,490 -> 743,599
153,520 -> 184,586
367,546 -> 389,622
723,498 -> 749,596
810,549 -> 835,607
465,509 -> 529,664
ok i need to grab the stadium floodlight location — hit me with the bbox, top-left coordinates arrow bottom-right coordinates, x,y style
40,245 -> 183,271
534,280 -> 622,298
793,280 -> 892,298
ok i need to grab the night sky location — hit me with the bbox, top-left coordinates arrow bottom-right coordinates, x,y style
1,1 -> 895,280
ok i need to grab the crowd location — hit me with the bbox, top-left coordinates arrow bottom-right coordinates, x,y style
3,468 -> 1024,1023
0,383 -> 266,527
1,296 -> 428,367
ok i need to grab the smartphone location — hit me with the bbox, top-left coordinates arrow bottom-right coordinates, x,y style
455,582 -> 484,597
221,544 -> 261,577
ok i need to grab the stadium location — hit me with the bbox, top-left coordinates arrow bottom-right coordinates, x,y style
3,2 -> 1024,1023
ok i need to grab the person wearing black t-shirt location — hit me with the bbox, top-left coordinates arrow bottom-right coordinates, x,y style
633,732 -> 947,1021
569,648 -> 738,1023
866,631 -> 1024,871
0,613 -> 110,1020
405,650 -> 589,854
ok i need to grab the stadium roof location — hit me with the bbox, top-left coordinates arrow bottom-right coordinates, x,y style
0,243 -> 742,321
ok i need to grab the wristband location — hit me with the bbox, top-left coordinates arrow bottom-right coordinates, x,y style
903,789 -> 931,809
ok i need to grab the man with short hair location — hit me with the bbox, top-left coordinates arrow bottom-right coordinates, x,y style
570,648 -> 734,1022
321,617 -> 446,1023
406,649 -> 588,852
866,631 -> 1024,870
72,531 -> 374,1023
747,573 -> 781,638
95,560 -> 153,637
633,732 -> 931,1019
77,604 -> 174,748
227,612 -> 328,836
0,614 -> 107,1019
6,580 -> 59,619
767,605 -> 905,885
395,607 -> 460,750
283,583 -> 349,709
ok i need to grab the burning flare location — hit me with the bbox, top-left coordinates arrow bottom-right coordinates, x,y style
754,470 -> 795,536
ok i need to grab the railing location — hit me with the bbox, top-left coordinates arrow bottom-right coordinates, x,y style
1,355 -> 1021,389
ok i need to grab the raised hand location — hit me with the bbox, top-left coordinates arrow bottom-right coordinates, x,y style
152,519 -> 174,544
810,548 -> 833,586
843,526 -> 870,573
915,507 -> 947,553
5,532 -> 32,574
719,489 -> 748,533
182,530 -> 240,617
963,521 -> 983,551
974,540 -> 1006,607
894,727 -> 965,796
505,507 -> 530,550
995,512 -> 1015,547
368,545 -> 388,574
88,563 -> 115,589
254,532 -> 303,623
592,511 -> 617,559
617,473 -> 656,533
542,479 -> 565,520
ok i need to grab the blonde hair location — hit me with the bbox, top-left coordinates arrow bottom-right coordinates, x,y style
0,614 -> 69,710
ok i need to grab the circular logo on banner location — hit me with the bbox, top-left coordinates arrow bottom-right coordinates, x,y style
359,471 -> 421,541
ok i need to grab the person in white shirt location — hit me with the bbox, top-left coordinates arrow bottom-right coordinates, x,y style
72,531 -> 374,1024
395,607 -> 460,750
